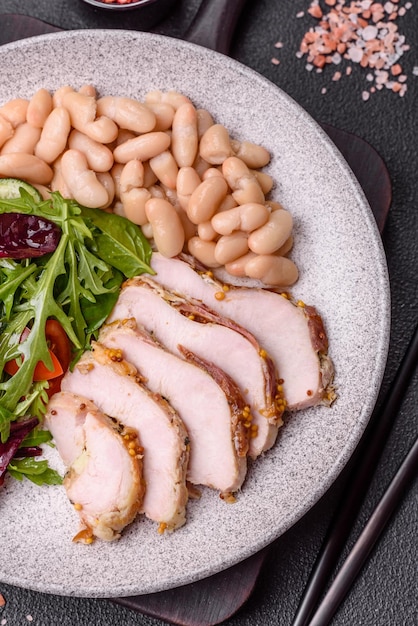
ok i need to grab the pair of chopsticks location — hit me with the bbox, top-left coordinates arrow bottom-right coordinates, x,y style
292,320 -> 418,626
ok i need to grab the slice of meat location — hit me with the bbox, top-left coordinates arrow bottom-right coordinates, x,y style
149,253 -> 335,411
100,319 -> 248,492
61,344 -> 189,532
45,391 -> 144,543
108,278 -> 284,458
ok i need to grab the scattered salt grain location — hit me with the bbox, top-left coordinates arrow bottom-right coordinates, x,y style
413,66 -> 418,76
291,0 -> 412,99
271,57 -> 280,65
26,616 -> 33,623
1,619 -> 6,626
362,25 -> 378,40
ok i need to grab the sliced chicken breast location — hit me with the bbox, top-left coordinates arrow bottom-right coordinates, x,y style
108,278 -> 284,458
61,344 -> 189,532
45,391 -> 144,542
100,318 -> 248,492
149,253 -> 335,411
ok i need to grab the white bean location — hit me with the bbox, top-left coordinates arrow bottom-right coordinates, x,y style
112,201 -> 124,217
276,235 -> 294,257
211,202 -> 269,236
96,172 -> 115,207
52,86 -> 74,108
244,254 -> 298,286
187,176 -> 228,224
175,205 -> 197,242
141,222 -> 153,239
110,162 -> 124,200
232,181 -> 265,205
145,102 -> 175,131
62,91 -> 96,128
78,84 -> 97,98
121,188 -> 151,225
32,184 -> 52,200
113,129 -> 137,147
60,149 -> 109,208
171,103 -> 198,167
199,124 -> 232,164
231,139 -> 270,169
202,167 -> 223,180
81,117 -> 119,144
51,155 -> 72,198
145,197 -> 185,257
143,161 -> 158,188
68,129 -> 114,172
225,251 -> 258,277
0,99 -> 29,128
149,150 -> 179,189
26,88 -> 53,129
35,107 -> 72,163
113,132 -> 171,164
97,96 -> 156,134
222,156 -> 265,205
120,159 -> 145,192
251,170 -> 274,195
218,194 -> 238,213
214,232 -> 249,265
1,123 -> 41,155
192,154 -> 211,178
0,153 -> 52,185
187,237 -> 221,268
196,109 -> 214,138
197,220 -> 218,242
176,166 -> 201,211
248,209 -> 293,255
145,90 -> 192,110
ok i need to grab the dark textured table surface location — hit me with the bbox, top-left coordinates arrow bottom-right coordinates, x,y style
0,1 -> 417,625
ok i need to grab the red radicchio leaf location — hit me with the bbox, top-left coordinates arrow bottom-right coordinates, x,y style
0,416 -> 39,485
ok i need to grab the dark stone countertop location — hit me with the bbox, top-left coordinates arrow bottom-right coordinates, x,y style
0,1 -> 417,625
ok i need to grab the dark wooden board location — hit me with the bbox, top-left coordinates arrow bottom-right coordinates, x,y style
0,13 -> 392,626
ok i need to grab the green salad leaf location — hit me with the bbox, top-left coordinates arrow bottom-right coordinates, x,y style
81,207 -> 155,278
0,189 -> 153,484
7,457 -> 62,486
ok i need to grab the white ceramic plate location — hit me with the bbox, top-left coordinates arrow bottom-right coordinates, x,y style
0,30 -> 390,598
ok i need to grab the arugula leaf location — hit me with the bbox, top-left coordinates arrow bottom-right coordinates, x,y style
0,260 -> 37,320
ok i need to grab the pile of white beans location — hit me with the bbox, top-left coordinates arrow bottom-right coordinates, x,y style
0,85 -> 298,287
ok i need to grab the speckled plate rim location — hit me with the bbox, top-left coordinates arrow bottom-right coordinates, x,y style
0,29 -> 390,598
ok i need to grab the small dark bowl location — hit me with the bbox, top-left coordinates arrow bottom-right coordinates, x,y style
82,0 -> 168,10
80,0 -> 178,28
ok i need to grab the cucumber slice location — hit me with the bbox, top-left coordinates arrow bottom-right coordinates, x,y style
0,178 -> 43,202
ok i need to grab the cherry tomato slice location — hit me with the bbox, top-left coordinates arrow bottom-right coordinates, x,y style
4,320 -> 72,391
44,320 -> 72,397
5,348 -> 63,380
44,319 -> 72,374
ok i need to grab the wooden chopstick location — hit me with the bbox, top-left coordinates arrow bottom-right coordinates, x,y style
292,320 -> 418,626
309,434 -> 418,625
